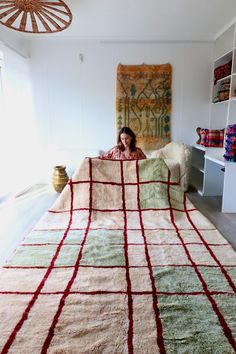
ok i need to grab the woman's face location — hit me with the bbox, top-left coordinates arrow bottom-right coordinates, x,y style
120,133 -> 132,149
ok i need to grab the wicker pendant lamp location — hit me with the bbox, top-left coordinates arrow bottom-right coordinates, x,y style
0,0 -> 72,33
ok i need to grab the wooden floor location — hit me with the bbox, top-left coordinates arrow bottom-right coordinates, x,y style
0,186 -> 235,265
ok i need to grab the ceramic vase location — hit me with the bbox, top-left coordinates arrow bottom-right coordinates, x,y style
52,165 -> 69,193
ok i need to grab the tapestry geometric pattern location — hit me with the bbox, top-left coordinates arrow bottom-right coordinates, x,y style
116,63 -> 172,150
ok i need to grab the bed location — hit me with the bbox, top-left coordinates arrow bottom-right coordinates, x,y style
0,157 -> 235,353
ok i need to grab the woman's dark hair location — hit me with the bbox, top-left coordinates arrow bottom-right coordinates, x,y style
117,126 -> 136,151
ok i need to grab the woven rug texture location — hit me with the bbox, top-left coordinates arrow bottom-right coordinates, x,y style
0,157 -> 236,353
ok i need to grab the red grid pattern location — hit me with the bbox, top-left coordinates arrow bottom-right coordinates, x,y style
0,158 -> 235,353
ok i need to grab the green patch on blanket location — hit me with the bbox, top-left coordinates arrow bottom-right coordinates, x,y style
140,183 -> 169,209
6,244 -> 83,267
153,265 -> 236,293
22,230 -> 64,244
86,229 -> 124,244
25,229 -> 125,245
8,229 -> 125,267
153,266 -> 203,293
138,158 -> 185,210
226,266 -> 236,284
169,186 -> 184,211
55,245 -> 81,266
6,245 -> 58,267
81,243 -> 124,266
159,295 -> 234,354
23,229 -> 86,244
199,266 -> 236,292
81,230 -> 125,265
138,158 -> 169,182
213,294 -> 236,338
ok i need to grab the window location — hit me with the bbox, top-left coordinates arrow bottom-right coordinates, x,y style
0,45 -> 40,198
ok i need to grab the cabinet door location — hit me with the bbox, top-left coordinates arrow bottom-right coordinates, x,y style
222,163 -> 236,212
203,158 -> 224,196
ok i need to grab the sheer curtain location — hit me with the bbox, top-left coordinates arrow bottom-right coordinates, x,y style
0,43 -> 41,198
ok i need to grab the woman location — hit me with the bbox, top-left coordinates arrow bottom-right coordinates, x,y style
101,127 -> 146,160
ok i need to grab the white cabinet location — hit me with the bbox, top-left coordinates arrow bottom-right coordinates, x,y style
222,163 -> 236,212
191,145 -> 236,212
190,145 -> 225,197
191,146 -> 236,213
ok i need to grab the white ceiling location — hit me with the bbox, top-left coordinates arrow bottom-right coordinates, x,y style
1,0 -> 236,42
55,0 -> 236,41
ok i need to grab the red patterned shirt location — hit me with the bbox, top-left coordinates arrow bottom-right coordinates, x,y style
101,146 -> 146,160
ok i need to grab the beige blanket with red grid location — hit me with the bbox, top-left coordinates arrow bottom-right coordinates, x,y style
0,157 -> 235,353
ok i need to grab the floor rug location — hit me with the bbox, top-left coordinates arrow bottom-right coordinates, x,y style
0,158 -> 235,353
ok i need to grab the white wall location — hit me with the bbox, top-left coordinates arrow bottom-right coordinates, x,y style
0,41 -> 43,196
0,26 -> 29,58
27,39 -> 213,176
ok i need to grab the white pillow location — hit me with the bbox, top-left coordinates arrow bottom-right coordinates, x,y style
145,142 -> 192,191
146,150 -> 165,159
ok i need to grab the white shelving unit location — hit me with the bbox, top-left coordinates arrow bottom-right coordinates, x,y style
190,23 -> 236,213
190,145 -> 225,197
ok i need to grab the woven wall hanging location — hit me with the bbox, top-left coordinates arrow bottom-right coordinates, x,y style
116,63 -> 172,150
0,0 -> 72,33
